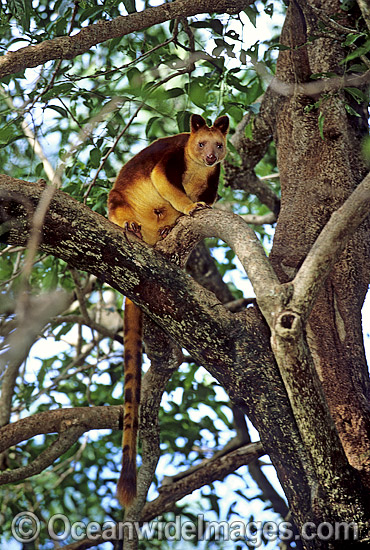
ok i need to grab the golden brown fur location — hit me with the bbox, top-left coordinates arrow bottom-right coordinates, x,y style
108,114 -> 229,506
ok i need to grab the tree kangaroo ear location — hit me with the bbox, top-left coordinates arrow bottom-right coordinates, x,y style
190,114 -> 207,133
213,115 -> 229,135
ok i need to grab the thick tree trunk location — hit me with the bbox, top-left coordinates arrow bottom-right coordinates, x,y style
269,0 -> 370,515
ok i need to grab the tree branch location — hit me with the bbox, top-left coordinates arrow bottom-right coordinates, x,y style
267,171 -> 370,504
241,211 -> 277,225
0,406 -> 122,486
0,0 -> 247,79
55,313 -> 123,344
0,176 -> 257,365
270,313 -> 368,520
0,425 -> 85,484
269,70 -> 370,98
0,406 -> 122,454
157,206 -> 283,326
291,170 -> 370,320
0,175 -> 329,528
223,89 -> 280,215
144,442 -> 264,520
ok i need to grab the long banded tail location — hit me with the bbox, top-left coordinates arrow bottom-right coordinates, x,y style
117,297 -> 142,506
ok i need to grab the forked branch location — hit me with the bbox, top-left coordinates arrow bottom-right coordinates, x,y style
291,170 -> 370,320
0,406 -> 122,485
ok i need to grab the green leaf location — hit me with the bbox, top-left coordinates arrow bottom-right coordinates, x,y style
0,126 -> 16,145
0,257 -> 14,280
361,135 -> 370,163
190,20 -> 223,36
126,67 -> 142,89
244,6 -> 258,27
213,38 -> 236,59
342,32 -> 366,47
164,87 -> 185,99
344,103 -> 361,117
210,19 -> 224,35
348,62 -> 369,72
42,83 -> 75,101
341,39 -> 370,63
344,86 -> 368,104
79,5 -> 105,23
123,0 -> 136,14
246,42 -> 259,62
45,105 -> 69,118
35,162 -> 44,177
265,3 -> 274,16
177,111 -> 192,133
310,71 -> 337,80
340,0 -> 356,11
188,81 -> 207,108
145,116 -> 160,138
7,0 -> 31,31
318,111 -> 325,140
268,43 -> 291,52
89,148 -> 102,168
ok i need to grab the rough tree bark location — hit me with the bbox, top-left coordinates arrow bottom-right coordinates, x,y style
269,0 -> 370,489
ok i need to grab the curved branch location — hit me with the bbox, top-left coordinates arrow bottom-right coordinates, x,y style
225,168 -> 280,216
291,170 -> 370,320
241,211 -> 277,225
156,207 -> 283,325
0,175 -> 317,525
143,442 -> 264,520
0,425 -> 85,484
269,70 -> 370,98
0,406 -> 122,486
0,406 -> 122,453
56,314 -> 123,344
0,0 -> 247,79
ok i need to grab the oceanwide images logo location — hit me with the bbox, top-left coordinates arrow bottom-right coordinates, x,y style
11,512 -> 359,546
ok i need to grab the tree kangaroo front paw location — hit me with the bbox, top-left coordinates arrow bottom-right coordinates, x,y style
124,221 -> 143,240
158,225 -> 174,240
185,202 -> 212,216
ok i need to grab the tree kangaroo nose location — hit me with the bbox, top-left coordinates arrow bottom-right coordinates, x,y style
206,153 -> 217,164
